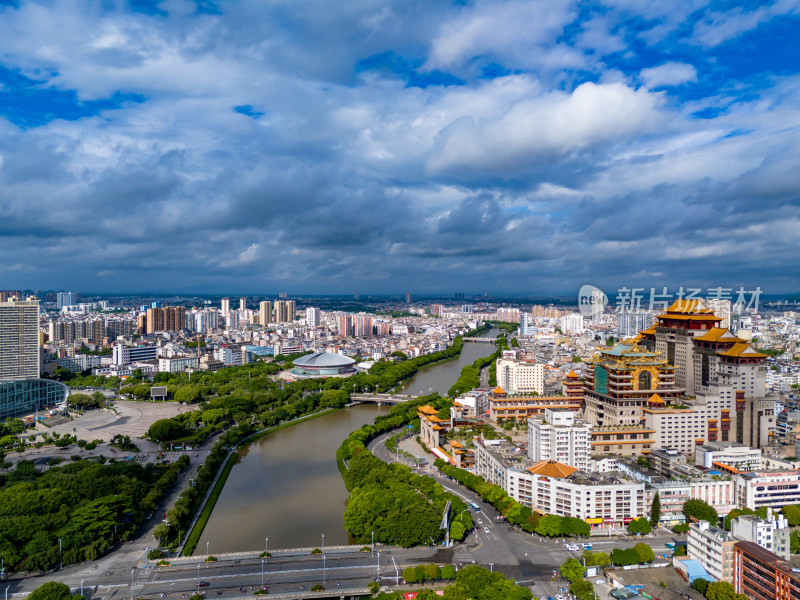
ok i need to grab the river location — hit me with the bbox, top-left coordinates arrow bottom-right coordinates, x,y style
400,327 -> 500,396
200,329 -> 499,553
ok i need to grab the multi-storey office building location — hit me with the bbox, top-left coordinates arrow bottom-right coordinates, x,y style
496,358 -> 545,395
0,297 -> 40,380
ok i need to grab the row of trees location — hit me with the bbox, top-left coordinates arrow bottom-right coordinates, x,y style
152,422 -> 255,549
610,543 -> 655,566
339,394 -> 473,547
402,563 -> 456,583
0,454 -> 188,572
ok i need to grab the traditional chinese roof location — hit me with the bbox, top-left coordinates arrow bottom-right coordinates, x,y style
649,394 -> 664,404
664,299 -> 715,314
640,324 -> 658,335
492,386 -> 506,395
417,405 -> 438,415
694,328 -> 744,343
567,370 -> 579,379
527,460 -> 578,478
718,343 -> 767,359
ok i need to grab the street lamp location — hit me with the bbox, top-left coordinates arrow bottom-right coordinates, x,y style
321,532 -> 324,553
145,546 -> 149,570
376,550 -> 380,581
131,567 -> 135,588
196,563 -> 199,587
489,563 -> 493,573
323,554 -> 326,583
261,559 -> 264,588
265,537 -> 268,562
59,539 -> 63,571
206,541 -> 210,567
371,531 -> 374,557
81,579 -> 84,598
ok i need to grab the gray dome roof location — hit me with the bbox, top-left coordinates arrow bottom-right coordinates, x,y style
293,352 -> 356,367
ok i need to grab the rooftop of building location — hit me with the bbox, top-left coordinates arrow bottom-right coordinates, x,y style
292,351 -> 356,367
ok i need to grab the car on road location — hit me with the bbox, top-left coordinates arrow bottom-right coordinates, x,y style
583,543 -> 593,550
196,582 -> 210,587
146,514 -> 153,520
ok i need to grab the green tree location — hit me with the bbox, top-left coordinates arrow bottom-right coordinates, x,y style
570,580 -> 595,600
441,565 -> 456,580
650,492 -> 661,527
782,504 -> 800,527
449,520 -> 466,541
691,579 -> 710,595
683,498 -> 718,525
628,518 -> 652,535
705,581 -> 747,600
536,515 -> 562,537
791,530 -> 800,554
28,582 -> 74,600
320,389 -> 349,408
147,419 -> 186,442
634,542 -> 655,563
403,566 -> 418,583
560,558 -> 585,584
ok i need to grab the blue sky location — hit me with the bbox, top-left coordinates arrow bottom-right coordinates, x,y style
0,0 -> 798,296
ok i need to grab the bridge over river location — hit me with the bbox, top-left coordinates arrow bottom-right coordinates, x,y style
348,393 -> 418,405
462,337 -> 498,343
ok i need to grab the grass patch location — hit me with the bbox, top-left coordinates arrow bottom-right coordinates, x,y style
182,408 -> 339,555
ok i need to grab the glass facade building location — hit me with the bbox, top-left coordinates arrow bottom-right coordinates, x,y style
0,379 -> 70,420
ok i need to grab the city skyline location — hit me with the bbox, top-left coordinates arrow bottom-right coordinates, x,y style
0,1 -> 799,294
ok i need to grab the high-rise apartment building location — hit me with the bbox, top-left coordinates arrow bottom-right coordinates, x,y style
220,297 -> 230,315
143,307 -> 186,334
558,313 -> 584,334
355,315 -> 373,337
239,297 -> 247,311
306,307 -> 321,327
337,314 -> 354,337
260,301 -> 273,326
0,297 -> 41,380
704,298 -> 732,329
528,409 -> 591,470
519,312 -> 531,336
56,292 -> 76,309
496,307 -> 521,323
617,310 -> 655,338
274,300 -> 296,323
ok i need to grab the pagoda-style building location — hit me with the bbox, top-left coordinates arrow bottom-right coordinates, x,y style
584,339 -> 682,429
561,370 -> 584,398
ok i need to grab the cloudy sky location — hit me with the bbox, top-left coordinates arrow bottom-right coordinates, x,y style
1,0 -> 799,296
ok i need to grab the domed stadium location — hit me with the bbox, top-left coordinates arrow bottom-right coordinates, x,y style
292,352 -> 356,377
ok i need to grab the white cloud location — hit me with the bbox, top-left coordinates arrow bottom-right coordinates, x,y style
427,81 -> 663,175
640,62 -> 698,88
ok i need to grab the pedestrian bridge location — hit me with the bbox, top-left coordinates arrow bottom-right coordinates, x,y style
349,393 -> 417,405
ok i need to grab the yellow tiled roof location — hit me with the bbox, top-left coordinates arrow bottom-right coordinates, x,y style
718,343 -> 767,358
694,328 -> 743,343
